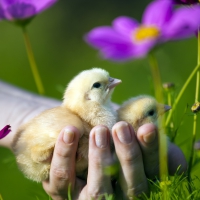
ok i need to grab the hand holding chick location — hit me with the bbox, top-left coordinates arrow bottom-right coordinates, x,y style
12,68 -> 121,182
0,80 -> 188,199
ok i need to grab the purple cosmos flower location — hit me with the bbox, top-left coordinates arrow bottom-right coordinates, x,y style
85,0 -> 200,61
0,0 -> 57,21
0,125 -> 11,139
174,0 -> 199,4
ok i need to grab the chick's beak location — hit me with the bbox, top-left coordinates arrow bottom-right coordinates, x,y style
158,104 -> 171,115
108,77 -> 122,90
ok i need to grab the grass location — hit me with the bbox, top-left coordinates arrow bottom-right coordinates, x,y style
62,170 -> 200,200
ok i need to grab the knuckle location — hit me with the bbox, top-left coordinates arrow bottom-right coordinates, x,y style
55,145 -> 71,158
91,157 -> 104,169
52,166 -> 71,181
89,152 -> 104,167
122,149 -> 142,165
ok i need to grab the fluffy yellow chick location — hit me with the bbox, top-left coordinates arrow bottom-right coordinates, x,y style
12,68 -> 121,182
117,95 -> 171,132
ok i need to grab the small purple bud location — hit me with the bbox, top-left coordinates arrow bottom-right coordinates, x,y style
0,125 -> 11,139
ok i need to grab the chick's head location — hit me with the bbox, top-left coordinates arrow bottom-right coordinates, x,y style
63,68 -> 121,112
118,95 -> 171,131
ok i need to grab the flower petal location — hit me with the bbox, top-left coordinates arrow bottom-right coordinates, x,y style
85,26 -> 131,49
0,125 -> 11,139
100,44 -> 136,61
7,2 -> 36,19
101,38 -> 157,61
0,0 -> 57,20
142,0 -> 173,28
30,0 -> 57,13
112,16 -> 139,37
174,0 -> 199,4
163,5 -> 200,40
134,39 -> 158,58
0,6 -> 5,19
0,0 -> 17,7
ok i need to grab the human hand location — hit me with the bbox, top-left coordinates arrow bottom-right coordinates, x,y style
112,121 -> 187,199
136,123 -> 187,179
42,125 -> 113,200
42,121 -> 187,200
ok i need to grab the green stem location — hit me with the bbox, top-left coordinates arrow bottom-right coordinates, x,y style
196,29 -> 200,102
187,115 -> 197,193
148,54 -> 168,183
148,53 -> 163,102
167,90 -> 175,137
187,30 -> 200,194
195,71 -> 200,103
165,63 -> 200,127
167,91 -> 172,107
159,127 -> 168,182
22,27 -> 45,95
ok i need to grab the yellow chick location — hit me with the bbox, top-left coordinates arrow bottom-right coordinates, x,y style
117,95 -> 171,133
12,68 -> 121,182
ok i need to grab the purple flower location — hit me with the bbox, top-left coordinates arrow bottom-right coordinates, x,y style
0,125 -> 11,139
0,0 -> 57,21
174,0 -> 199,4
85,0 -> 200,61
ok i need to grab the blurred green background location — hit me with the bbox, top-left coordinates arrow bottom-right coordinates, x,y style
0,0 -> 200,199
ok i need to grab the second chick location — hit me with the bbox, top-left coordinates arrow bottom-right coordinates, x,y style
117,95 -> 171,133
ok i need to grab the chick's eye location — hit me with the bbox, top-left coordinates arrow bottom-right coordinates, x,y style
148,110 -> 155,116
92,82 -> 101,88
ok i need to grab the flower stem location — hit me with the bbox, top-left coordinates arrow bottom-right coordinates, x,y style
196,30 -> 200,102
22,27 -> 45,95
148,53 -> 168,184
167,91 -> 172,107
148,53 -> 163,102
165,63 -> 200,127
187,30 -> 200,193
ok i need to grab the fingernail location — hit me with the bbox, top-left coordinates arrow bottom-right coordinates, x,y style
116,122 -> 132,144
63,128 -> 74,144
143,131 -> 156,143
95,127 -> 108,148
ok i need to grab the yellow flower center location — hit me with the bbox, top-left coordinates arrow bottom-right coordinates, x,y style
134,26 -> 160,41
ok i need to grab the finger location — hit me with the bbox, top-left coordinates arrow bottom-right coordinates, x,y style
112,121 -> 148,198
137,123 -> 159,179
137,124 -> 188,178
79,125 -> 113,200
42,126 -> 80,199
